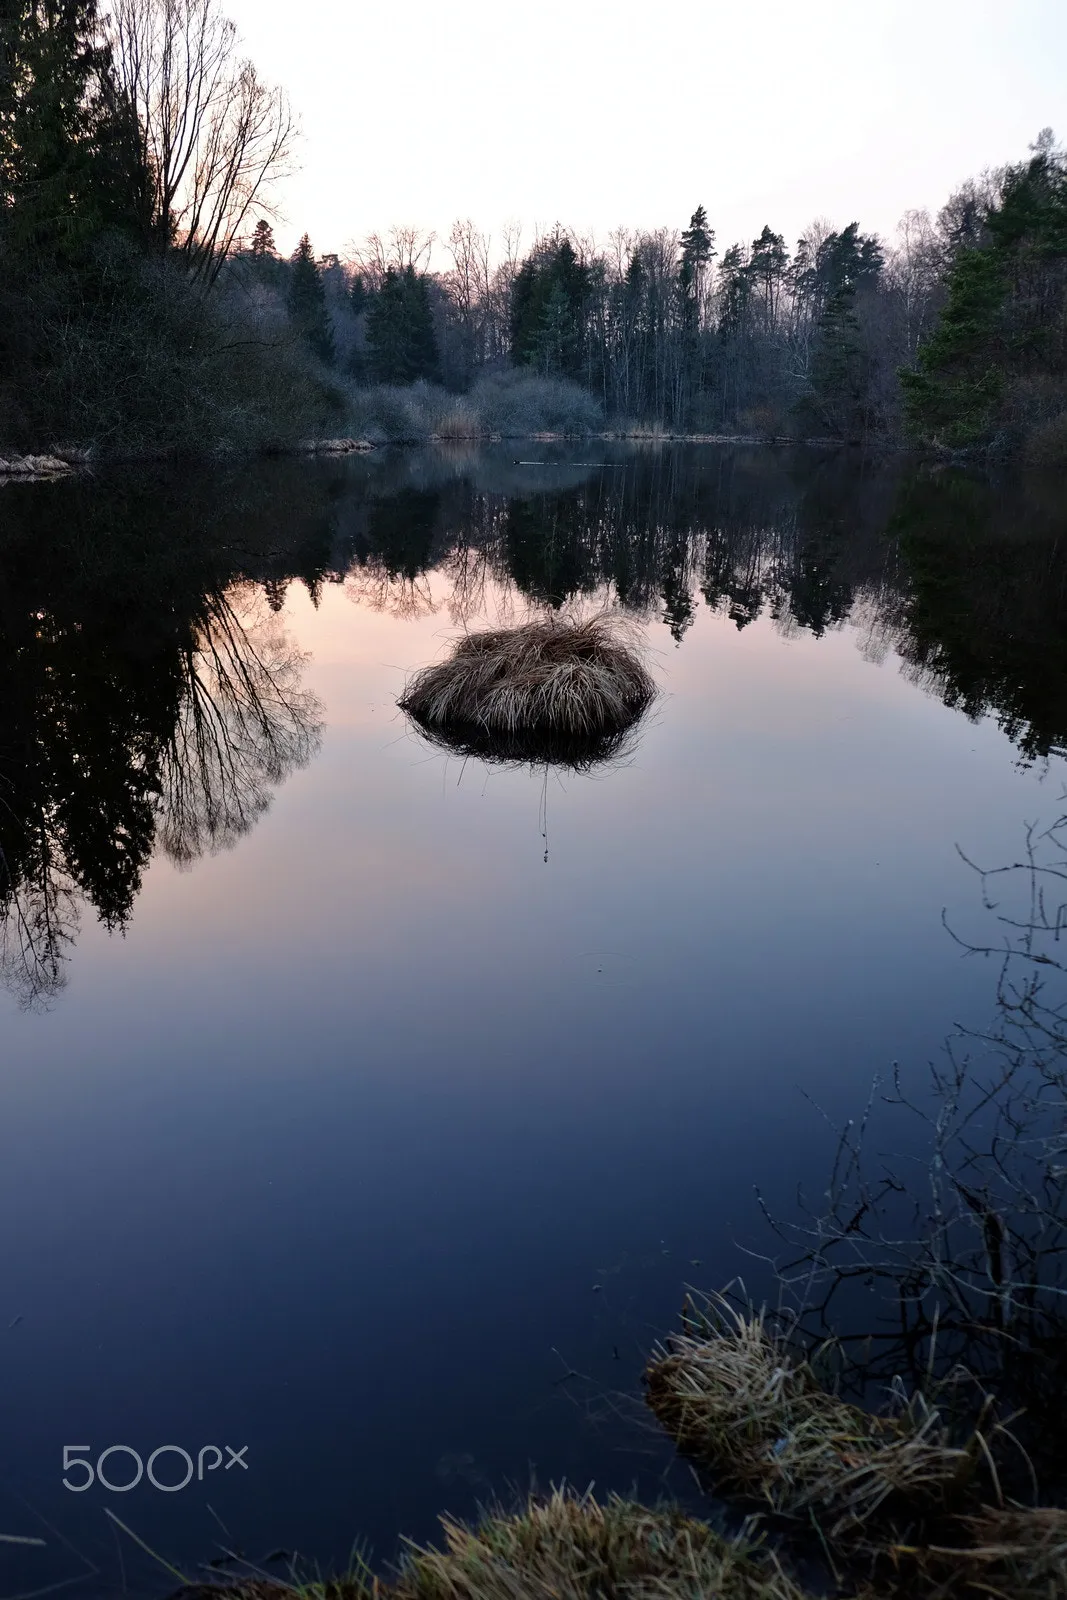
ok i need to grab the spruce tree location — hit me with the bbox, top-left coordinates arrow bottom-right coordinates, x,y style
806,224 -> 884,439
679,205 -> 714,300
287,233 -> 335,366
365,266 -> 439,384
509,236 -> 589,378
901,146 -> 1067,447
250,218 -> 275,257
1,0 -> 149,258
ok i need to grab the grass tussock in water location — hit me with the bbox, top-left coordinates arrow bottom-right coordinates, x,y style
398,616 -> 656,767
182,1492 -> 823,1600
645,1301 -> 975,1540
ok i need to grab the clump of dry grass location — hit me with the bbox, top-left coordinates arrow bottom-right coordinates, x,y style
391,1490 -> 823,1600
922,1506 -> 1067,1600
398,616 -> 656,767
645,1300 -> 976,1540
172,1493 -> 830,1600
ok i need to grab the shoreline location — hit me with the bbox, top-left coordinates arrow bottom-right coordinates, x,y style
0,431 -> 906,483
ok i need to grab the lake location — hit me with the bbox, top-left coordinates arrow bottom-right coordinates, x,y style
1,442 -> 1065,1593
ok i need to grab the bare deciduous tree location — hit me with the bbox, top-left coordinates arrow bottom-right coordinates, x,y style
109,0 -> 296,284
348,225 -> 435,288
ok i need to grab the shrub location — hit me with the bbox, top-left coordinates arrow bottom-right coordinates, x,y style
0,238 -> 340,458
469,369 -> 603,436
342,370 -> 604,444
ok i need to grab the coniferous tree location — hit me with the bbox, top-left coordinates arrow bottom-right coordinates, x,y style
749,226 -> 788,330
364,266 -> 439,384
902,144 -> 1067,448
510,237 -> 589,378
287,233 -> 335,366
250,218 -> 275,257
806,224 -> 884,439
0,0 -> 149,257
679,205 -> 714,302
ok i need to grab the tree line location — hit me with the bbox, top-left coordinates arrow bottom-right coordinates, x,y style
2,1 -> 1064,457
237,132 -> 1067,456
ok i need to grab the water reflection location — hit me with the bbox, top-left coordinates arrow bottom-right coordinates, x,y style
0,445 -> 1064,1005
159,586 -> 321,867
0,484 -> 324,1006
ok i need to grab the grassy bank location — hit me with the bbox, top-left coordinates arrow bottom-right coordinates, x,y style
154,1297 -> 1066,1600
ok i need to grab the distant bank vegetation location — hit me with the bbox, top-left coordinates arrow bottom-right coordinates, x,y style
2,3 -> 1065,459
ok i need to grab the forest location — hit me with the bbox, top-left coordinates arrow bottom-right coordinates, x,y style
2,0 -> 1066,459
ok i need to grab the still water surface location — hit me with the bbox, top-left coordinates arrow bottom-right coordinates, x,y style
1,444 -> 1065,1591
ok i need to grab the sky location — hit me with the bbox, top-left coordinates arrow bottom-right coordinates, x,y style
221,0 -> 1067,264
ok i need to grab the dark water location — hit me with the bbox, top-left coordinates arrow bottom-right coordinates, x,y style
1,443 -> 1066,1593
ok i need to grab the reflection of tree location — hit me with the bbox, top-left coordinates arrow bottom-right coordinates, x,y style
6,448 -> 1067,1003
760,812 -> 1067,1488
889,473 -> 1067,761
0,568 -> 321,1008
343,489 -> 441,618
159,585 -> 322,866
0,833 -> 79,1011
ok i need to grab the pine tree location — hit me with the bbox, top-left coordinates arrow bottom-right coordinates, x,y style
287,233 -> 335,366
901,146 -> 1067,447
0,0 -> 150,258
509,236 -> 589,378
749,226 -> 788,330
364,266 -> 439,384
679,205 -> 714,300
250,218 -> 275,257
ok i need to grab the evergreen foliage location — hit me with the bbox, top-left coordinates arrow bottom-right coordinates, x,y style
510,236 -> 590,378
679,205 -> 714,300
0,0 -> 330,454
364,265 -> 439,384
0,0 -> 150,257
287,233 -> 335,366
250,218 -> 275,257
902,145 -> 1067,449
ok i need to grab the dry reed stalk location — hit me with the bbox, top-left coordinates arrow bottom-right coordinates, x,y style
646,1301 -> 976,1540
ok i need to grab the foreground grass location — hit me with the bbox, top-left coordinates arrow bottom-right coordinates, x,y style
646,1302 -> 976,1539
181,1492 -> 825,1600
645,1297 -> 1067,1598
167,1298 -> 1067,1600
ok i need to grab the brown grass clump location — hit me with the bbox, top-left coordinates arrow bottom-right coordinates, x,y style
921,1505 -> 1067,1599
391,1490 -> 825,1600
645,1302 -> 975,1540
170,1493 -> 832,1600
398,616 -> 656,767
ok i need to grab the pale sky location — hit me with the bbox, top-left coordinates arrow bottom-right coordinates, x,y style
222,0 -> 1067,264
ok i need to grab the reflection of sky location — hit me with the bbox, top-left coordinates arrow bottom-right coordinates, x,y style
1,576 -> 1063,1581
